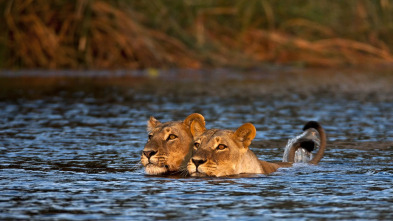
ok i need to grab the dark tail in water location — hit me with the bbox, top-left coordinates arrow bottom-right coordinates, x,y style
288,121 -> 327,164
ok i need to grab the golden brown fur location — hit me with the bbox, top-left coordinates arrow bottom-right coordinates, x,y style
187,122 -> 292,177
187,121 -> 325,177
141,113 -> 205,175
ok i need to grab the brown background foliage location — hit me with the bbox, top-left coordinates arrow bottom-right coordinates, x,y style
1,0 -> 393,69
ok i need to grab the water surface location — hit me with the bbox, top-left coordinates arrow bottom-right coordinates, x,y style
0,69 -> 392,220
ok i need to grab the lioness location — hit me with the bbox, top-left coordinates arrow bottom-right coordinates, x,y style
141,113 -> 205,175
187,121 -> 326,177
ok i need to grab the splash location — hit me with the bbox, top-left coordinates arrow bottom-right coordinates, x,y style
282,128 -> 320,163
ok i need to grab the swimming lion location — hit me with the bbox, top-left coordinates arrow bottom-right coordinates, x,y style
187,121 -> 326,177
141,113 -> 205,175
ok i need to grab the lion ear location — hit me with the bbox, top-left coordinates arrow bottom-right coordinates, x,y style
233,123 -> 256,148
184,113 -> 206,137
147,116 -> 161,131
190,119 -> 206,138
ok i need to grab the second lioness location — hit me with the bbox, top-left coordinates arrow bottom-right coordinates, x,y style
187,121 -> 326,177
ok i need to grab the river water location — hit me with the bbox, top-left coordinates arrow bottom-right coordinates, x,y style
0,68 -> 392,220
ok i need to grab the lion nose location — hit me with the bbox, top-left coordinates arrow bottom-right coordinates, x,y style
192,158 -> 207,168
143,150 -> 157,159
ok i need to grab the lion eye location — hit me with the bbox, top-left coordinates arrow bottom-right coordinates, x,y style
194,143 -> 200,149
148,134 -> 153,140
167,134 -> 177,141
216,144 -> 227,150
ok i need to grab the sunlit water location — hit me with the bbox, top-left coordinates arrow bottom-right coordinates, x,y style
0,69 -> 392,220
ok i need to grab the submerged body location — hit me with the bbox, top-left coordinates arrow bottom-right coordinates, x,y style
187,121 -> 326,177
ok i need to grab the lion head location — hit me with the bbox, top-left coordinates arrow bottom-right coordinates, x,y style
187,122 -> 264,177
187,121 -> 326,177
141,113 -> 205,175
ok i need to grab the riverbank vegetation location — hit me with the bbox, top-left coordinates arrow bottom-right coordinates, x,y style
1,0 -> 393,69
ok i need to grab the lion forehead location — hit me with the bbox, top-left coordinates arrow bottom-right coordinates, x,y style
151,121 -> 188,136
196,129 -> 240,152
202,130 -> 237,145
197,129 -> 230,140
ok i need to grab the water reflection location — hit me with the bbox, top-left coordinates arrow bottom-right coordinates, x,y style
0,70 -> 393,220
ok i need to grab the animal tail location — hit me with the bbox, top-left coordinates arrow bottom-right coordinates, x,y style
287,121 -> 327,164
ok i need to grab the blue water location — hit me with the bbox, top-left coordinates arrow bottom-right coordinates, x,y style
0,70 -> 392,220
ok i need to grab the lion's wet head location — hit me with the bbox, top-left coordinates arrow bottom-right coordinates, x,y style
141,113 -> 205,175
187,123 -> 257,177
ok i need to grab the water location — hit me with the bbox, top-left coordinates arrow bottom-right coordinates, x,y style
1,69 -> 392,220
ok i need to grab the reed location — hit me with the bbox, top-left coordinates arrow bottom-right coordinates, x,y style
1,0 -> 393,69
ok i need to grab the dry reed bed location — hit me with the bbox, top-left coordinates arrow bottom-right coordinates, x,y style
1,0 -> 393,69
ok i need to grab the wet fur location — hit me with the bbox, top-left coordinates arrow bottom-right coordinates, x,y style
187,123 -> 291,177
187,121 -> 325,177
141,113 -> 205,175
287,121 -> 326,164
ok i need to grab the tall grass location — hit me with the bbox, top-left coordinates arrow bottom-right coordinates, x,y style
1,0 -> 393,69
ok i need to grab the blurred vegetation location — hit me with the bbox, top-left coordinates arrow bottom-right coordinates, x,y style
1,0 -> 393,69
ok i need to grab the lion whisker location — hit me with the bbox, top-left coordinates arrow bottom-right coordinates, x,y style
141,113 -> 206,175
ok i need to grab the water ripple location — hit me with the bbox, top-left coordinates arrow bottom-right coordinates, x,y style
0,75 -> 392,220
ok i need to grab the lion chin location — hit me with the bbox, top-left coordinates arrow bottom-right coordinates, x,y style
144,164 -> 168,175
188,168 -> 209,177
190,172 -> 206,177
